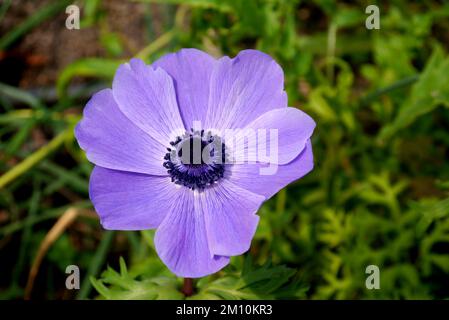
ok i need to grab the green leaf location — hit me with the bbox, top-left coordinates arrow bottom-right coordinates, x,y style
0,82 -> 44,109
134,0 -> 231,11
380,47 -> 449,139
100,32 -> 124,57
77,231 -> 115,299
56,58 -> 123,98
91,258 -> 183,300
193,257 -> 308,300
0,0 -> 71,50
81,0 -> 102,27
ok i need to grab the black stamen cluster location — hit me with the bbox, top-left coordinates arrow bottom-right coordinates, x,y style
163,129 -> 227,190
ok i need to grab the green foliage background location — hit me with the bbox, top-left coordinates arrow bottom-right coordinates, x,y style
1,0 -> 449,300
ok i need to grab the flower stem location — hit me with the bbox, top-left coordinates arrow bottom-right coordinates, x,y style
182,278 -> 194,297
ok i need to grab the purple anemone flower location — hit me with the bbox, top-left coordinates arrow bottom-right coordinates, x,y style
75,49 -> 316,278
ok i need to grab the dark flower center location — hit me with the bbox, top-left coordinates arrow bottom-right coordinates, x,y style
163,129 -> 226,190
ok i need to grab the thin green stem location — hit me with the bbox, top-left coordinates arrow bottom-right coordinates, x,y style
135,30 -> 175,61
77,231 -> 115,300
360,74 -> 419,106
0,128 -> 71,189
326,23 -> 337,82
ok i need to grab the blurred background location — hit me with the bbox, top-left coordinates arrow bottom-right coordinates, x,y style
1,0 -> 449,300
